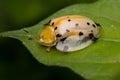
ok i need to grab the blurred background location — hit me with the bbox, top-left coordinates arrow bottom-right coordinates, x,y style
0,0 -> 97,80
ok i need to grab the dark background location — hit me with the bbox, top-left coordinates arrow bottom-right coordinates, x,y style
0,0 -> 97,80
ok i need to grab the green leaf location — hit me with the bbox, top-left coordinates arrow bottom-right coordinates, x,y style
0,0 -> 120,80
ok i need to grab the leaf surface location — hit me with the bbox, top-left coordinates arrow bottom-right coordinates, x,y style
0,0 -> 120,80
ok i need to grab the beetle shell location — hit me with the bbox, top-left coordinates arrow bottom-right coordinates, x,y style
39,15 -> 101,52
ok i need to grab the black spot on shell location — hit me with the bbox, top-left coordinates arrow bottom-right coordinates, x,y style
56,34 -> 62,37
54,27 -> 57,30
92,24 -> 96,28
91,30 -> 93,32
51,22 -> 54,26
66,29 -> 70,32
79,32 -> 83,36
68,19 -> 71,22
75,23 -> 79,26
60,37 -> 67,42
87,22 -> 90,25
89,33 -> 98,41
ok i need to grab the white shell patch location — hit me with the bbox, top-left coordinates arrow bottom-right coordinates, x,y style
56,36 -> 93,52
